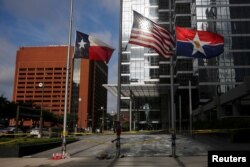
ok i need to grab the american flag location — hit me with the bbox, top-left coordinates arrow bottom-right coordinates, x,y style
128,11 -> 175,58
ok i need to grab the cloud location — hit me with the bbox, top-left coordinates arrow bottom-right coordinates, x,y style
0,65 -> 14,100
73,0 -> 120,35
108,59 -> 118,84
1,0 -> 69,45
107,55 -> 118,113
0,38 -> 16,61
99,0 -> 120,13
0,38 -> 17,100
90,32 -> 113,47
1,0 -> 69,23
0,66 -> 14,84
107,93 -> 117,113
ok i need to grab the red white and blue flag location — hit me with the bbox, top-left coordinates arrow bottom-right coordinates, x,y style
176,26 -> 224,59
129,11 -> 174,58
74,31 -> 114,63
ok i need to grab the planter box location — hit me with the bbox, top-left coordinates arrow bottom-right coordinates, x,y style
0,140 -> 77,157
0,145 -> 19,157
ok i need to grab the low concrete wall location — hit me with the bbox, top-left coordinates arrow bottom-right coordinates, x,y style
0,145 -> 19,157
0,140 -> 77,157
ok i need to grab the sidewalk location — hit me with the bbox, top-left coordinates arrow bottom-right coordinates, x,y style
0,156 -> 207,167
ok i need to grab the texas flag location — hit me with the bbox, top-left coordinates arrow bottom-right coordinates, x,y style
74,31 -> 114,63
176,26 -> 224,59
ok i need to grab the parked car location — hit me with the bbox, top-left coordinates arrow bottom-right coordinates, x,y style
6,127 -> 16,134
0,126 -> 23,135
30,128 -> 49,137
30,128 -> 40,136
0,127 -> 9,135
96,128 -> 100,133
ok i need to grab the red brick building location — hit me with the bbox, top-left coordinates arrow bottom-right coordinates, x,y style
12,46 -> 108,130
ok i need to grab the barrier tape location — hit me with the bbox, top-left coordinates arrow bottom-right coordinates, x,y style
0,131 -> 61,137
0,132 -> 29,137
190,127 -> 250,134
0,134 -> 31,145
0,132 -> 61,145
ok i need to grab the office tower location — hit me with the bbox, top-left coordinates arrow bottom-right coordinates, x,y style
71,59 -> 108,131
13,46 -> 108,129
193,0 -> 250,118
13,46 -> 73,116
105,0 -> 250,130
174,0 -> 199,127
117,0 -> 174,130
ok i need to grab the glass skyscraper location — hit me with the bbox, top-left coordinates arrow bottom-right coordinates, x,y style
119,0 -> 173,130
195,0 -> 250,99
193,0 -> 250,118
108,0 -> 250,130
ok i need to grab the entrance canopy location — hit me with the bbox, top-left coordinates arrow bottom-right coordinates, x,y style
103,84 -> 173,98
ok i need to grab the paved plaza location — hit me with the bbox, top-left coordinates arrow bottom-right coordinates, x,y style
1,133 -> 249,167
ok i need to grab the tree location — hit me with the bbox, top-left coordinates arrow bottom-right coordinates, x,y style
0,95 -> 59,127
0,95 -> 17,126
0,95 -> 10,126
57,113 -> 78,132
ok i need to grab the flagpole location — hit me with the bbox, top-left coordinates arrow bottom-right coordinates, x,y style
179,95 -> 182,133
62,0 -> 73,157
189,80 -> 193,136
169,0 -> 176,158
117,0 -> 123,122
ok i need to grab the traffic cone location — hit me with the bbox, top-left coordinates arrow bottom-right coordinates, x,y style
51,153 -> 55,160
51,153 -> 60,160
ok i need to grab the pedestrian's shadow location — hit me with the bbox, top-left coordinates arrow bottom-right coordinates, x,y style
107,156 -> 124,167
174,157 -> 186,167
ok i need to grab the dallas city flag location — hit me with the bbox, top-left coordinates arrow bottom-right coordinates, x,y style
74,31 -> 114,63
176,26 -> 224,59
129,11 -> 174,58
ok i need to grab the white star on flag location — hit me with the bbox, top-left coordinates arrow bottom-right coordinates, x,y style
78,39 -> 87,49
189,33 -> 210,56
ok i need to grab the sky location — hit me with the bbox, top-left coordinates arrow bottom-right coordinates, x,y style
0,0 -> 119,113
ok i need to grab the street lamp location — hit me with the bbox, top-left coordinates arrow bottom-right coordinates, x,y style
38,82 -> 44,138
111,110 -> 115,129
100,107 -> 104,133
78,97 -> 82,130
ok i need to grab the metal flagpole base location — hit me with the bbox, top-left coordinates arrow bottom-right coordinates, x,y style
52,135 -> 70,160
171,133 -> 177,158
61,135 -> 70,159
